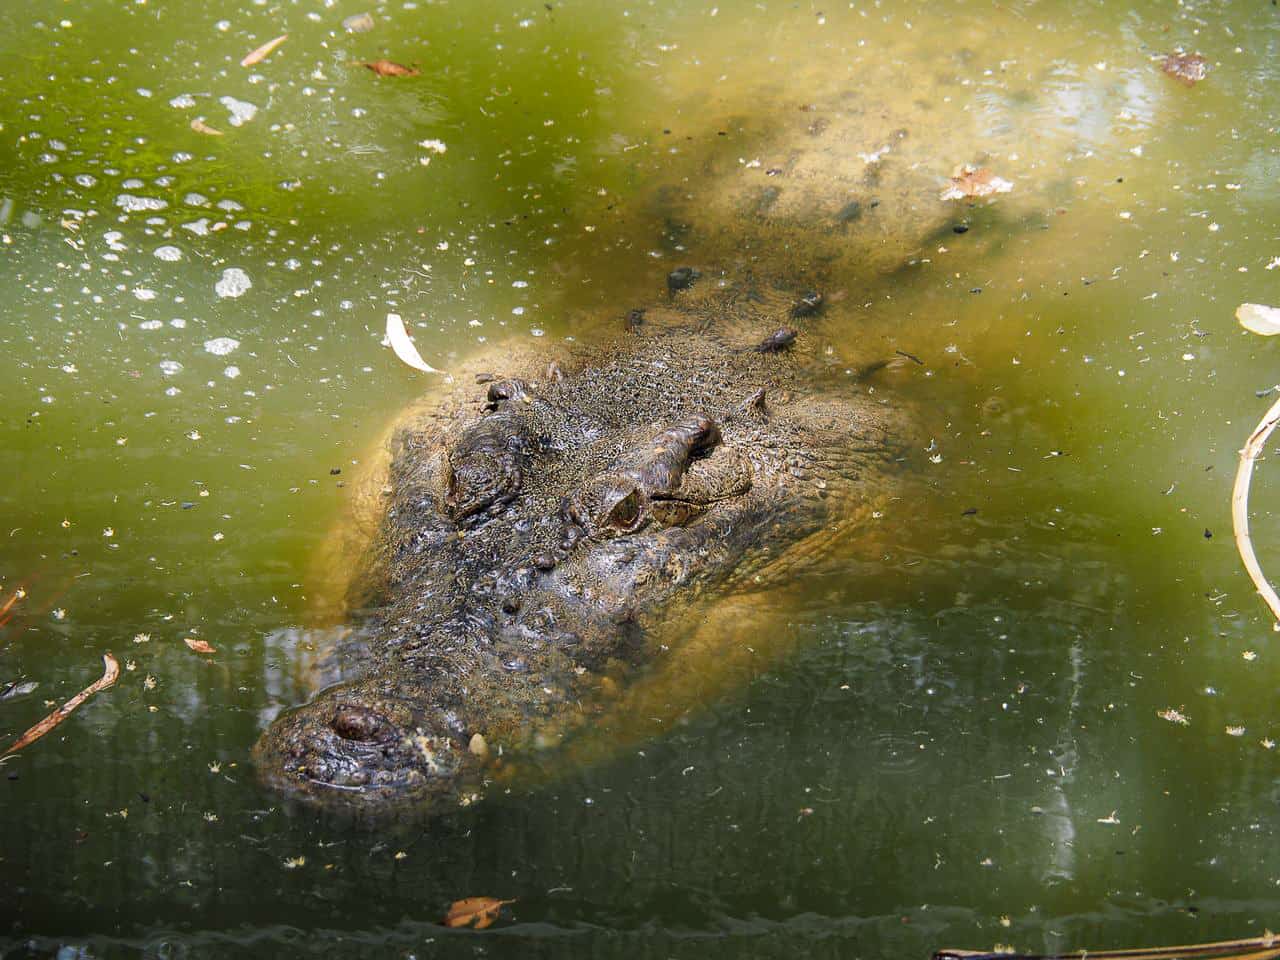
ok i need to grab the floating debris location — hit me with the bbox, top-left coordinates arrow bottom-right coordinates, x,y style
203,337 -> 240,356
1162,51 -> 1210,86
443,897 -> 515,930
343,12 -> 375,32
0,681 -> 38,702
2,654 -> 120,757
215,267 -> 252,299
940,165 -> 1013,201
356,59 -> 420,78
1158,707 -> 1190,726
183,638 -> 216,654
240,33 -> 288,68
190,117 -> 224,136
115,194 -> 168,212
218,95 -> 258,127
1237,303 -> 1280,336
385,313 -> 441,373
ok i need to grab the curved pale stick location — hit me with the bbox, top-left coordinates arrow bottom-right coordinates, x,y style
935,930 -> 1280,960
1232,393 -> 1280,626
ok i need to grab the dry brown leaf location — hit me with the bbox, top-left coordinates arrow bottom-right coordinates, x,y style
2,653 -> 120,757
184,637 -> 217,654
190,117 -> 224,137
240,33 -> 288,68
1162,51 -> 1209,86
940,165 -> 1013,201
358,59 -> 420,78
443,897 -> 515,930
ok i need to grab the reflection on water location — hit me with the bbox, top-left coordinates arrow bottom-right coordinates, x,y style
3,0 -> 1280,956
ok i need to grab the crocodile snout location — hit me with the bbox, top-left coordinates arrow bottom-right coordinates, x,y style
253,680 -> 483,813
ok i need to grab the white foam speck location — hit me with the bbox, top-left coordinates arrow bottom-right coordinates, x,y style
219,96 -> 258,127
418,139 -> 447,154
170,318 -> 187,329
154,245 -> 183,262
216,199 -> 244,212
169,93 -> 196,109
75,174 -> 98,188
138,319 -> 163,330
184,192 -> 210,207
223,365 -> 241,379
182,218 -> 211,235
215,267 -> 252,299
133,287 -> 157,301
204,336 -> 240,356
159,359 -> 184,376
116,194 -> 168,212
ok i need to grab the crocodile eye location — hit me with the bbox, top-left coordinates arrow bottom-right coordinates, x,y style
603,487 -> 643,532
330,705 -> 396,743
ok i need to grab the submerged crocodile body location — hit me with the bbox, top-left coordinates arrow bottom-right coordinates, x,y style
253,280 -> 917,814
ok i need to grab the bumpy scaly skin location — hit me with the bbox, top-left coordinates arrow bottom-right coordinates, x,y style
254,283 -> 912,814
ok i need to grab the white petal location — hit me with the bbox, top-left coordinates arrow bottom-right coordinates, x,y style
385,313 -> 440,373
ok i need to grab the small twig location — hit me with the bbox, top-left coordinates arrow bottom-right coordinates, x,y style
2,653 -> 120,757
1232,393 -> 1280,625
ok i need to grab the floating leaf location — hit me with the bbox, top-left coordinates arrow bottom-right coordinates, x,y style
2,654 -> 120,756
443,897 -> 515,930
358,59 -> 420,78
240,33 -> 288,68
184,637 -> 217,654
190,117 -> 224,136
1162,51 -> 1209,86
940,165 -> 1013,201
0,681 -> 38,702
385,313 -> 441,373
1237,303 -> 1280,336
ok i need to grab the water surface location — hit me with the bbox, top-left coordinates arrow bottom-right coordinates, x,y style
3,1 -> 1280,956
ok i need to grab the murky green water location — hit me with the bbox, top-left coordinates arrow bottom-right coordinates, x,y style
4,0 -> 1280,956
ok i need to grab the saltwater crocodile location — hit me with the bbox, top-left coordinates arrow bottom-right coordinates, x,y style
253,279 -> 920,814
248,73 -> 1035,813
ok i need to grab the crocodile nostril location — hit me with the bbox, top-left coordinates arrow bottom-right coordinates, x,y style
484,378 -> 531,409
331,705 -> 395,743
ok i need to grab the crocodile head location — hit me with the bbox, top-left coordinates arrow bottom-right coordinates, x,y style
254,328 -> 900,815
